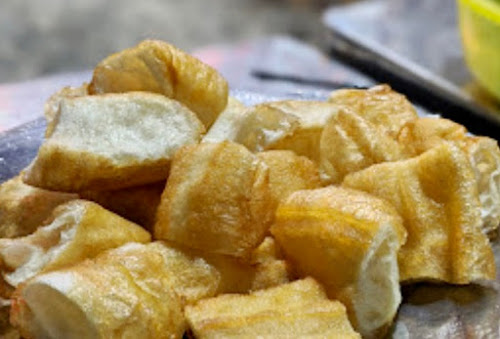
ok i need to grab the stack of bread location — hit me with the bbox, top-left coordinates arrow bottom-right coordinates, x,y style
0,40 -> 498,339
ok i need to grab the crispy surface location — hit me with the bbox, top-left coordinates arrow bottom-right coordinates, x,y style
328,84 -> 418,138
0,200 -> 150,292
398,118 -> 500,236
155,141 -> 273,258
257,150 -> 321,218
235,100 -> 339,161
202,97 -> 247,143
271,186 -> 403,337
397,117 -> 467,156
343,143 -> 496,284
250,237 -> 290,291
24,92 -> 204,192
11,243 -> 185,339
462,136 -> 500,236
0,175 -> 77,238
80,181 -> 165,232
319,109 -> 406,184
101,242 -> 220,305
185,278 -> 360,339
44,84 -> 88,137
89,39 -> 228,128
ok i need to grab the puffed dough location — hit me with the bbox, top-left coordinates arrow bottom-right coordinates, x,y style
185,278 -> 360,338
271,186 -> 404,337
398,117 -> 500,236
23,92 -> 205,192
0,175 -> 77,238
89,39 -> 228,128
0,200 -> 150,292
80,181 -> 165,232
319,109 -> 406,184
343,143 -> 496,284
328,84 -> 418,138
155,141 -> 273,258
10,243 -> 186,339
234,100 -> 339,162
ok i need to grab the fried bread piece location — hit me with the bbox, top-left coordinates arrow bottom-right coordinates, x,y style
397,117 -> 467,156
202,97 -> 246,143
0,200 -> 150,293
399,118 -> 500,236
101,242 -> 221,305
343,143 -> 496,284
80,181 -> 165,232
89,39 -> 228,128
24,92 -> 205,192
0,176 -> 77,238
162,237 -> 291,295
249,236 -> 290,291
328,84 -> 418,138
256,150 -> 321,218
462,136 -> 500,236
185,278 -> 360,339
319,109 -> 407,184
234,100 -> 339,161
155,141 -> 273,258
271,186 -> 404,337
44,84 -> 88,137
11,243 -> 186,339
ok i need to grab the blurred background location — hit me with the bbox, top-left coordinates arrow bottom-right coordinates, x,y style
0,0 -> 337,83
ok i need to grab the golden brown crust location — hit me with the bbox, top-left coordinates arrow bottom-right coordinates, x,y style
271,186 -> 403,336
11,243 -> 186,339
256,150 -> 321,219
185,278 -> 360,338
343,143 -> 496,284
44,84 -> 88,138
320,109 -> 407,184
398,118 -> 500,236
23,92 -> 204,192
0,175 -> 77,238
154,141 -> 273,258
80,181 -> 165,232
235,101 -> 339,163
0,200 -> 151,295
328,84 -> 418,138
88,40 -> 228,128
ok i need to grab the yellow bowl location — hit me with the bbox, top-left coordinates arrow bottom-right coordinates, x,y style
458,0 -> 500,100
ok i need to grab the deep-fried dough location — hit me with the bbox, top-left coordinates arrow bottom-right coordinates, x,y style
24,92 -> 205,192
11,243 -> 186,339
398,118 -> 500,236
155,141 -> 273,258
234,100 -> 339,161
0,175 -> 77,238
271,186 -> 404,337
89,39 -> 228,128
328,84 -> 418,138
80,181 -> 165,232
257,150 -> 321,218
44,84 -> 88,137
343,143 -> 496,284
0,200 -> 150,293
185,278 -> 360,338
320,109 -> 406,184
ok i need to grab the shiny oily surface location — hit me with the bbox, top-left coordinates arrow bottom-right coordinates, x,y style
1,90 -> 500,338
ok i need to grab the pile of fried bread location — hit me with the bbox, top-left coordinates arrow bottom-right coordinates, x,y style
0,39 -> 499,339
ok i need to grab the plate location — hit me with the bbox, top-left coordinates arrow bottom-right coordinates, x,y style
0,89 -> 499,338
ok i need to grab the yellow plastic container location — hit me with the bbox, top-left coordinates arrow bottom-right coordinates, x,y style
458,0 -> 500,100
